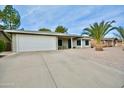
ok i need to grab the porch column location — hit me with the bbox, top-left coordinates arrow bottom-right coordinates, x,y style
71,37 -> 73,49
112,40 -> 114,47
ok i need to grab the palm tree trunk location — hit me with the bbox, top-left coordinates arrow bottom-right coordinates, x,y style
95,42 -> 103,51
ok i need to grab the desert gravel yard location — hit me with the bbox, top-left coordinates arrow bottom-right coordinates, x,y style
0,47 -> 124,88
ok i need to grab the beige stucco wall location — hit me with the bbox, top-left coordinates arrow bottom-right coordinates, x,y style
58,38 -> 69,49
74,38 -> 91,48
12,34 -> 17,52
73,39 -> 77,48
12,34 -> 58,52
62,38 -> 68,49
58,38 -> 78,49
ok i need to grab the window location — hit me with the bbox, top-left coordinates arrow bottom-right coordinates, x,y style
58,40 -> 62,46
77,40 -> 81,46
85,40 -> 89,46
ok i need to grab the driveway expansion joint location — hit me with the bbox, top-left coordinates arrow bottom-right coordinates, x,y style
41,54 -> 58,88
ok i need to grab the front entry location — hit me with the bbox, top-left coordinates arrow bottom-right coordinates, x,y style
68,39 -> 71,48
85,40 -> 89,46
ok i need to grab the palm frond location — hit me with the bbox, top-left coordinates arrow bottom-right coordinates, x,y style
82,20 -> 115,43
113,32 -> 122,39
115,26 -> 124,40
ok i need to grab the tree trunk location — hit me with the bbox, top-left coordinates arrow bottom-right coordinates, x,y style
95,43 -> 103,51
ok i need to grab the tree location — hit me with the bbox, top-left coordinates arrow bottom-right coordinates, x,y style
0,39 -> 5,52
2,5 -> 21,30
82,20 -> 115,51
114,26 -> 124,50
55,26 -> 68,33
0,10 -> 3,19
0,10 -> 5,29
39,28 -> 51,32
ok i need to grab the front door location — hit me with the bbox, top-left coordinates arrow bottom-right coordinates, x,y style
85,40 -> 89,46
68,39 -> 71,48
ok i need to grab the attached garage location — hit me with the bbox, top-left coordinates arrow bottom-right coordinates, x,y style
4,30 -> 58,52
12,34 -> 58,52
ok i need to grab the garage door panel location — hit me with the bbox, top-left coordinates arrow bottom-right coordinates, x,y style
16,34 -> 57,52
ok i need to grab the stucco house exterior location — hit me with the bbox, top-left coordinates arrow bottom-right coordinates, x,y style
90,38 -> 122,48
4,30 -> 91,52
102,38 -> 122,47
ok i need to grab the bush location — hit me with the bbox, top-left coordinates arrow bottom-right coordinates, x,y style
0,40 -> 5,52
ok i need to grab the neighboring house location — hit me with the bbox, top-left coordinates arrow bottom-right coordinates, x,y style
90,38 -> 122,48
102,38 -> 116,47
102,38 -> 122,47
3,30 -> 91,52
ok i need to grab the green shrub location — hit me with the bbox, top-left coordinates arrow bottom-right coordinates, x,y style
0,40 -> 5,52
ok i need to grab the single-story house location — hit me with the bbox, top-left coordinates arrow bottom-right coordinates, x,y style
101,38 -> 122,47
3,30 -> 91,52
90,38 -> 122,48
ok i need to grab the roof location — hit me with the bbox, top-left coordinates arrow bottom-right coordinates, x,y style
4,30 -> 91,39
102,38 -> 118,41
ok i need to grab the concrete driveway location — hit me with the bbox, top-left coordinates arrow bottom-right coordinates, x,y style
0,47 -> 124,88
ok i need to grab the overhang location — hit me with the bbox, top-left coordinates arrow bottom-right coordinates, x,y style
4,30 -> 90,39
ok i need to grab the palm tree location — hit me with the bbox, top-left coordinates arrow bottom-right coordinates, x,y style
114,26 -> 124,50
82,20 -> 115,51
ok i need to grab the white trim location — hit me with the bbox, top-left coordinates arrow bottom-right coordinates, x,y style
71,37 -> 73,49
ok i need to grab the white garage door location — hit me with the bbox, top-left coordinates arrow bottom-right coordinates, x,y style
13,34 -> 57,52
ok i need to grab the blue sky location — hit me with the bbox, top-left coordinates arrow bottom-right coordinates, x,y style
0,5 -> 124,37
